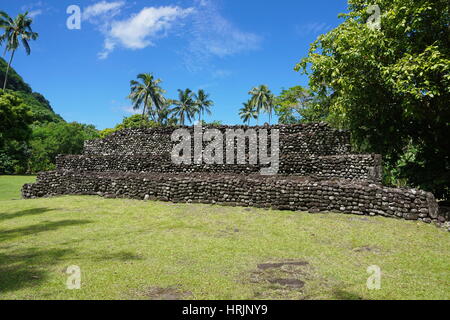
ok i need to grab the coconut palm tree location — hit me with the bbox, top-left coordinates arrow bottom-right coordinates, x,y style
248,85 -> 275,124
172,89 -> 198,126
128,73 -> 166,122
239,101 -> 258,126
194,89 -> 214,121
0,11 -> 38,91
157,100 -> 176,126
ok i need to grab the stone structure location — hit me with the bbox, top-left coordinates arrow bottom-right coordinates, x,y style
22,123 -> 446,225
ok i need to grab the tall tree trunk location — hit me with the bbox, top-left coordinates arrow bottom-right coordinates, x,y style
3,49 -> 16,91
141,96 -> 148,127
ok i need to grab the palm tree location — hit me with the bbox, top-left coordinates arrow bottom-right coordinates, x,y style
239,101 -> 258,126
248,85 -> 275,124
194,89 -> 214,121
128,73 -> 166,122
157,100 -> 176,126
0,11 -> 38,91
172,89 -> 198,126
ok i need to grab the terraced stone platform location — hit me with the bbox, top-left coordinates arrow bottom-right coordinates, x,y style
22,123 -> 445,224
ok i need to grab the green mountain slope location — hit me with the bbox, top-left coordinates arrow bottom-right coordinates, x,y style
0,57 -> 64,123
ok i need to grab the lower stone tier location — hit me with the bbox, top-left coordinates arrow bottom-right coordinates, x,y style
56,153 -> 382,183
22,171 -> 444,225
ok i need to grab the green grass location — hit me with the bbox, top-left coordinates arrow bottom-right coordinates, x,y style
0,175 -> 36,201
0,176 -> 449,300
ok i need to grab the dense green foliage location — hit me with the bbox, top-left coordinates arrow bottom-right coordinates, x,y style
29,122 -> 99,172
0,92 -> 32,173
99,114 -> 160,138
295,0 -> 450,199
274,86 -> 331,124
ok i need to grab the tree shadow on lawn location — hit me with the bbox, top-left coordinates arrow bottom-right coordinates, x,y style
94,251 -> 144,262
0,247 -> 75,294
0,208 -> 56,222
331,288 -> 364,300
0,219 -> 93,242
0,218 -> 94,294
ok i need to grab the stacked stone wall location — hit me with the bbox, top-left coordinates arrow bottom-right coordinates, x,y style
22,123 -> 446,226
22,171 -> 441,223
55,154 -> 382,182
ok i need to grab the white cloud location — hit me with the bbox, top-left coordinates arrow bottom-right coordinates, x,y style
28,10 -> 43,19
295,22 -> 332,36
22,1 -> 49,19
83,1 -> 125,21
21,1 -> 44,11
98,6 -> 194,59
212,69 -> 232,79
122,106 -> 140,114
111,104 -> 140,115
84,0 -> 261,62
184,0 -> 262,71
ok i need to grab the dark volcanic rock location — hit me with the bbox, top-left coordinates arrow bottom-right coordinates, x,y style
21,124 -> 444,226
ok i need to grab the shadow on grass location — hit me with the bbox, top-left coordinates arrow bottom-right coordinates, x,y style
95,251 -> 144,261
0,218 -> 94,294
0,208 -> 56,222
0,219 -> 93,242
0,218 -> 147,294
332,288 -> 364,300
0,247 -> 75,293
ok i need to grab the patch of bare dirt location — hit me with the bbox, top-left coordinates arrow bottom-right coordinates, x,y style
268,278 -> 305,288
353,246 -> 381,253
142,286 -> 193,300
257,261 -> 309,270
246,259 -> 325,300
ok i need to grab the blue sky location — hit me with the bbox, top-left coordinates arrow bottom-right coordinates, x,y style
2,0 -> 348,130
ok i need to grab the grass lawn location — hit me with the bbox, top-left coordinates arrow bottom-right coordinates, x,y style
0,175 -> 449,300
0,175 -> 36,201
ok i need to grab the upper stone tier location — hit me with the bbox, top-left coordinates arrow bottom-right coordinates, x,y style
84,123 -> 352,157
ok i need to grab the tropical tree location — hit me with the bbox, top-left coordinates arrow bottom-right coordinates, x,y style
128,73 -> 166,122
0,92 -> 32,174
0,11 -> 38,91
274,86 -> 331,124
239,101 -> 258,126
248,85 -> 275,124
296,0 -> 450,199
194,89 -> 214,121
29,122 -> 99,173
157,100 -> 178,126
172,89 -> 198,126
